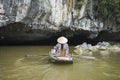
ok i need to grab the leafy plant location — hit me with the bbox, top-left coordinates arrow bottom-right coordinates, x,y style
94,0 -> 120,24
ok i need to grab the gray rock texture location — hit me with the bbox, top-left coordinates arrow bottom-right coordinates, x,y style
0,0 -> 120,44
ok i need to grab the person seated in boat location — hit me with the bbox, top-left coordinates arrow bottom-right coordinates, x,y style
54,36 -> 69,57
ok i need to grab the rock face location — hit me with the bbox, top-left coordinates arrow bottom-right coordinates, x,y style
0,0 -> 104,30
0,0 -> 120,44
73,42 -> 120,57
0,0 -> 75,29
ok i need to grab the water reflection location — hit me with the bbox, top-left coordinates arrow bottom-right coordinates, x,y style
0,46 -> 120,80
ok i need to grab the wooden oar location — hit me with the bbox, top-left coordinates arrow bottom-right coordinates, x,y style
25,54 -> 49,57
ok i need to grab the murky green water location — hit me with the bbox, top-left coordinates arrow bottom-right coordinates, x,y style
0,46 -> 120,80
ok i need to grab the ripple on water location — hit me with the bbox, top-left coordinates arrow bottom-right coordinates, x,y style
0,49 -> 120,80
4,56 -> 53,80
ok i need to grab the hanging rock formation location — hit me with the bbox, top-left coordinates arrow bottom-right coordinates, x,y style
0,0 -> 120,44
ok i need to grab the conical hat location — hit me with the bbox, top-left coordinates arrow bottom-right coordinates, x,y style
57,36 -> 68,44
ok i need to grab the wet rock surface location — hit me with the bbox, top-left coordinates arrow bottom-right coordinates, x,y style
73,42 -> 120,57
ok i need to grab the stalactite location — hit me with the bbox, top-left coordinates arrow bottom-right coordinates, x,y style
67,0 -> 73,12
0,0 -> 119,33
90,0 -> 93,19
62,11 -> 65,21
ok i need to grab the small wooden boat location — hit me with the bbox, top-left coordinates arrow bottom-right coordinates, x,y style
49,49 -> 73,64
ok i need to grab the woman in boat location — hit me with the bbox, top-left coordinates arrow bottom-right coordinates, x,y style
54,36 -> 69,57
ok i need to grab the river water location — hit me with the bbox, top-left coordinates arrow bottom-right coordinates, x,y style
0,46 -> 120,80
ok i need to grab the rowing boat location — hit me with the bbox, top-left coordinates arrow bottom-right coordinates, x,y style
49,49 -> 73,64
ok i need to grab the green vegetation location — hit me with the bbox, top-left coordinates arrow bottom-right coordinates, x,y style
77,0 -> 120,24
94,0 -> 120,24
76,0 -> 87,9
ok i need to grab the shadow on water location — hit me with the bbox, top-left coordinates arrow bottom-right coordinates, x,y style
0,33 -> 100,46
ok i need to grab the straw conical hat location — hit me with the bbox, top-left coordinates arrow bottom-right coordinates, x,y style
57,36 -> 68,44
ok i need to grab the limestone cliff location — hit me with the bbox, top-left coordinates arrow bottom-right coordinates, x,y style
0,0 -> 120,44
0,0 -> 103,31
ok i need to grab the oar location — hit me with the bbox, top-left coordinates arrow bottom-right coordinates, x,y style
25,54 -> 49,57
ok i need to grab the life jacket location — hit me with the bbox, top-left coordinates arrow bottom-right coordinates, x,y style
60,44 -> 66,57
60,49 -> 66,57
